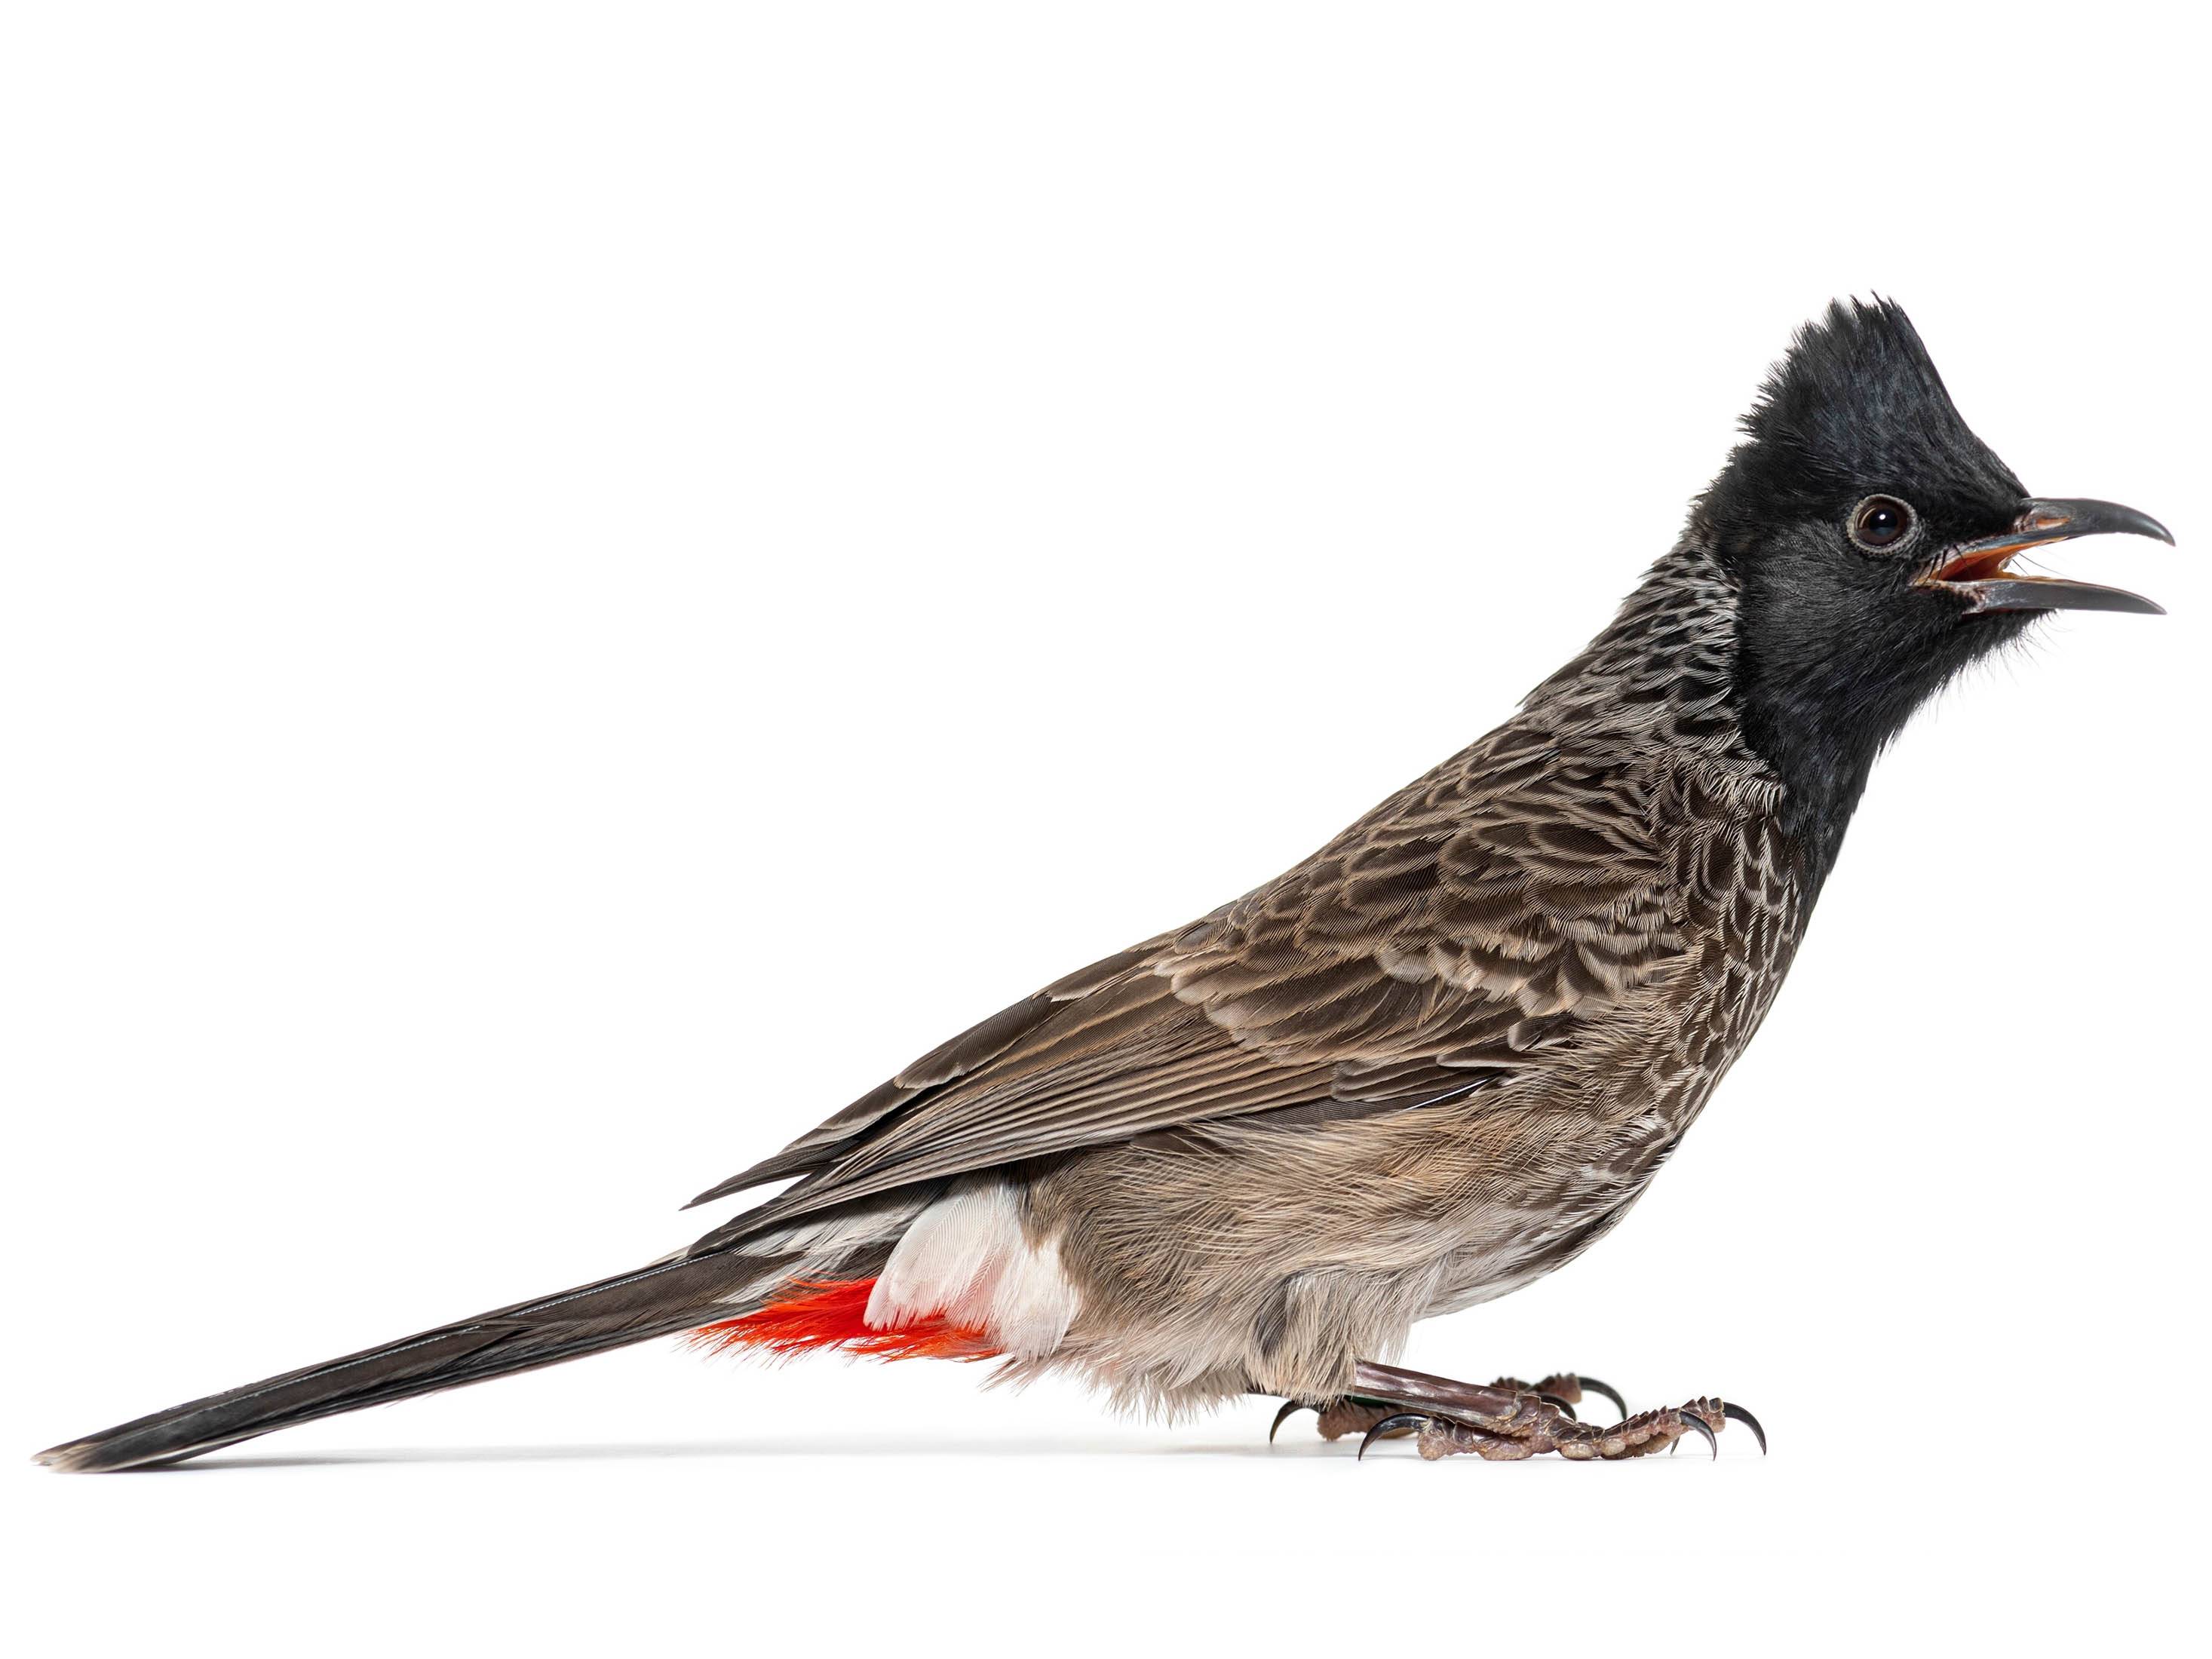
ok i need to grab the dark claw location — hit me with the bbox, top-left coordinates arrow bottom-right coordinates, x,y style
1721,1401 -> 1767,1455
1357,1412 -> 1431,1461
1536,1392 -> 1578,1421
1578,1375 -> 1628,1421
1269,1400 -> 1312,1444
1676,1410 -> 1718,1460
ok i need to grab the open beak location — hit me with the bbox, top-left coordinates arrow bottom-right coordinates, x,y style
1919,497 -> 2176,616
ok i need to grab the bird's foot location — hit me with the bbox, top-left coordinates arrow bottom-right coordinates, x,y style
1361,1396 -> 1741,1461
1269,1371 -> 1626,1444
1488,1372 -> 1629,1421
1292,1360 -> 1766,1461
1269,1397 -> 1408,1443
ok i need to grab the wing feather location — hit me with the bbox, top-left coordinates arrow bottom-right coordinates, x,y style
689,725 -> 1735,1248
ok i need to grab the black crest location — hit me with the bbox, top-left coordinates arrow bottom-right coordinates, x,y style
1701,299 -> 2025,554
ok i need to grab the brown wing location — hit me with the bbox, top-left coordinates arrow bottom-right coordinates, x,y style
690,722 -> 1697,1243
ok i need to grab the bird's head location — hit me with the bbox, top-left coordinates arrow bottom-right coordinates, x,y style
1696,298 -> 2174,824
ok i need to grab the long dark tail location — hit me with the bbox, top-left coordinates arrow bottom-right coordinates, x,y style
35,1250 -> 775,1473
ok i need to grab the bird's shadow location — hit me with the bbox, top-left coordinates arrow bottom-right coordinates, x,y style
159,1433 -> 1333,1470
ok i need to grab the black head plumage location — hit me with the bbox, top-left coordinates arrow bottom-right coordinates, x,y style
1704,299 -> 2027,548
1696,299 -> 2168,882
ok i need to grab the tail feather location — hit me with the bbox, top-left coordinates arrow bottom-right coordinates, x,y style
35,1251 -> 781,1473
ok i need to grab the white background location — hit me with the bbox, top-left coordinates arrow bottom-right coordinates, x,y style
5,5 -> 2206,1654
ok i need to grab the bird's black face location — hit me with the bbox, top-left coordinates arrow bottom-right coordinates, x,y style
1700,300 -> 2174,843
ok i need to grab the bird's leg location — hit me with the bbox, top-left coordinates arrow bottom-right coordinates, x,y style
1268,1369 -> 1628,1443
1338,1360 -> 1763,1461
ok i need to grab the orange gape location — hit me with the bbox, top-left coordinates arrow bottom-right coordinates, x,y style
686,1277 -> 1001,1363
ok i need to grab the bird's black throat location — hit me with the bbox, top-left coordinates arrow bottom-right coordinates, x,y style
1725,541 -> 2035,898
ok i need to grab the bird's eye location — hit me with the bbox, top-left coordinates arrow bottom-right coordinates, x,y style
1850,495 -> 1914,550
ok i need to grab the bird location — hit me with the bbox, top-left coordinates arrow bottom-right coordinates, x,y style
35,299 -> 2177,1472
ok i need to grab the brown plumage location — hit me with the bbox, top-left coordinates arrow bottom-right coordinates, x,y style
36,299 -> 2176,1472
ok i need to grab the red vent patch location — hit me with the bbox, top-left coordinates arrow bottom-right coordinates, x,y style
686,1277 -> 1001,1363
